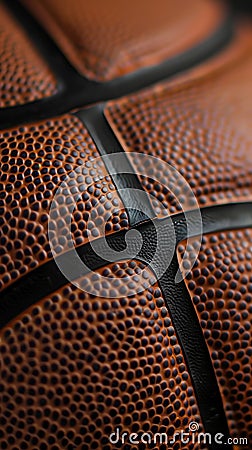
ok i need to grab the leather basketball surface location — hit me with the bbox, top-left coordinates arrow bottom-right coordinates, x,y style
0,1 -> 251,450
0,3 -> 56,107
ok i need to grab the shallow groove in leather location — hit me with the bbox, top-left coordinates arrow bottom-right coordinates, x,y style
105,31 -> 252,216
0,115 -> 129,292
22,0 -> 225,82
0,261 -> 204,450
178,229 -> 252,446
0,3 -> 57,108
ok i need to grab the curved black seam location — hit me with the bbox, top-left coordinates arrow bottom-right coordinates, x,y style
0,0 -> 234,129
1,202 -> 251,330
75,105 -> 156,227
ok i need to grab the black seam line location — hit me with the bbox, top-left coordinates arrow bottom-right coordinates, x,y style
158,257 -> 231,450
0,201 -> 251,331
1,0 -> 234,130
1,203 -> 250,446
75,105 -> 156,227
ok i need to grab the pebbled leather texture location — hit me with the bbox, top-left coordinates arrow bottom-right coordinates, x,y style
0,114 -> 129,292
2,202 -> 252,330
0,261 -> 206,450
178,229 -> 252,443
105,22 -> 252,215
1,0 -> 252,449
0,3 -> 56,108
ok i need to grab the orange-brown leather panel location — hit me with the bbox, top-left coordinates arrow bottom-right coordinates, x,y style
0,115 -> 128,292
105,25 -> 252,216
0,261 -> 205,450
0,3 -> 57,108
22,0 -> 225,81
178,229 -> 252,444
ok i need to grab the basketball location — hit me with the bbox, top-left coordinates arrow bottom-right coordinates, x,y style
0,1 -> 251,449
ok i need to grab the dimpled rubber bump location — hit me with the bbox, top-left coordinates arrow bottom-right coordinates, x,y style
0,261 -> 205,450
0,114 -> 128,292
0,3 -> 57,108
22,0 -> 223,82
105,44 -> 252,216
178,229 -> 252,446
